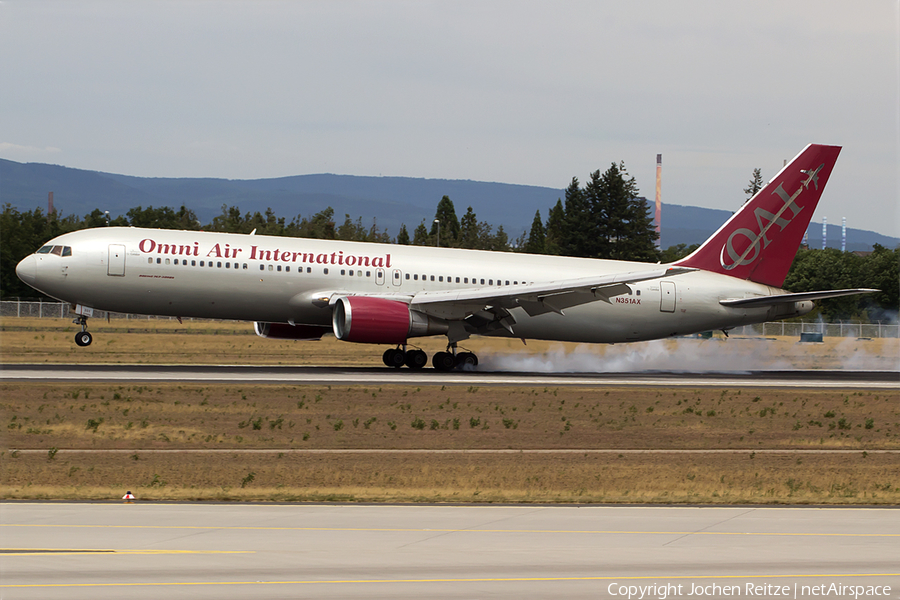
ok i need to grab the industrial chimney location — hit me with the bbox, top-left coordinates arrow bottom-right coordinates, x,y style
655,154 -> 662,248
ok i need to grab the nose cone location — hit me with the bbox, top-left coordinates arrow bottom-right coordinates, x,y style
16,255 -> 37,286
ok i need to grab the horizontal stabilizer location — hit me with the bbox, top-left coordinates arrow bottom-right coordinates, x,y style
719,288 -> 879,308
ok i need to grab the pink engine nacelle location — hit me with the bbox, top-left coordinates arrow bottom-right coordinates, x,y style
254,322 -> 332,340
331,296 -> 448,344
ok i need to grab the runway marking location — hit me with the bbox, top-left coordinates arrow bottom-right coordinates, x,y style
2,572 -> 898,589
3,523 -> 898,537
0,548 -> 252,556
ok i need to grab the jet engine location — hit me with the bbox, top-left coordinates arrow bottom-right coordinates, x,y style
254,322 -> 332,340
331,296 -> 448,344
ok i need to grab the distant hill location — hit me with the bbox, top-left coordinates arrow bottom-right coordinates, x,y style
2,158 -> 897,252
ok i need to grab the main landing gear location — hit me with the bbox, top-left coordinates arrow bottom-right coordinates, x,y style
73,315 -> 93,347
382,344 -> 478,371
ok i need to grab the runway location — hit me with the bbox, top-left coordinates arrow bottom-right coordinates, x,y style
2,363 -> 897,388
1,503 -> 898,599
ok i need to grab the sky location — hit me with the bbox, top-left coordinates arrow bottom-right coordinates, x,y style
1,1 -> 898,237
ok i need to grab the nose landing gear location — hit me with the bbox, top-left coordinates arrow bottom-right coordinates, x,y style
73,315 -> 93,347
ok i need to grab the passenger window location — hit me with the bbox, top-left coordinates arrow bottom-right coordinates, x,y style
259,264 -> 264,271
439,276 -> 443,282
324,268 -> 329,275
307,267 -> 312,273
489,279 -> 493,285
226,262 -> 231,269
414,274 -> 418,280
192,260 -> 196,266
341,269 -> 346,276
276,265 -> 281,272
366,271 -> 371,277
480,279 -> 485,285
148,258 -> 153,264
174,259 -> 179,265
406,274 -> 410,280
243,264 -> 248,270
464,278 -> 468,283
285,266 -> 290,272
505,280 -> 509,285
268,265 -> 273,271
637,290 -> 641,296
62,246 -> 72,257
157,258 -> 162,264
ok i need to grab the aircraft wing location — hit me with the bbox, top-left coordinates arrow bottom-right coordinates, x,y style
719,288 -> 880,308
407,266 -> 696,321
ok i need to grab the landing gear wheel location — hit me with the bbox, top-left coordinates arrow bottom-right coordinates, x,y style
383,348 -> 405,369
75,331 -> 93,347
432,351 -> 456,372
404,349 -> 427,369
455,352 -> 478,369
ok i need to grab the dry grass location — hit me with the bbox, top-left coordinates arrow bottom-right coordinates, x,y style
2,317 -> 898,503
4,452 -> 898,504
2,382 -> 898,504
2,317 -> 898,369
2,383 -> 898,450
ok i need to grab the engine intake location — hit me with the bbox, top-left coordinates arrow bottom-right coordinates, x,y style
332,296 -> 447,344
254,322 -> 331,340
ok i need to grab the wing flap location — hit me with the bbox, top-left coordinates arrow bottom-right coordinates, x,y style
719,288 -> 879,308
410,266 -> 695,319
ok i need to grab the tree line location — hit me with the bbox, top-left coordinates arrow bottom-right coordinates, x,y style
1,161 -> 896,322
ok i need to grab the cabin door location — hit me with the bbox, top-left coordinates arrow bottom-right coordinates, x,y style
660,281 -> 676,312
108,245 -> 126,277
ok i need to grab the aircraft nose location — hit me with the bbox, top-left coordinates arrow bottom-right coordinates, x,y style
16,255 -> 37,286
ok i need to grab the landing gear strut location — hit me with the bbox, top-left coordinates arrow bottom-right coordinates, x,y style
73,315 -> 93,347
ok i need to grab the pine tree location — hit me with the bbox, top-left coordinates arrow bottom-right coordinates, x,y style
412,220 -> 430,246
524,210 -> 545,254
744,168 -> 763,204
396,224 -> 411,245
599,162 -> 658,261
459,206 -> 480,249
544,199 -> 565,255
429,195 -> 460,247
561,177 -> 591,256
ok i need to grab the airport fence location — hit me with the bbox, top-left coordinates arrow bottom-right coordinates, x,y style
1,300 -> 898,338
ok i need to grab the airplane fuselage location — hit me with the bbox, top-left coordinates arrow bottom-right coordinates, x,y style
17,227 -> 808,344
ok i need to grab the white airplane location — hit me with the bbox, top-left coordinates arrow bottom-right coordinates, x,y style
16,144 -> 876,371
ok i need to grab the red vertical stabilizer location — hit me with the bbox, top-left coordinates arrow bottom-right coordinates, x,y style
674,144 -> 841,287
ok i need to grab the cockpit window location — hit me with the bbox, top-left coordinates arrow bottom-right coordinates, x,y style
62,246 -> 72,257
50,246 -> 63,256
36,245 -> 52,254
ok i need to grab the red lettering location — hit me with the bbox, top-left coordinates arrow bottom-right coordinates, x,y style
346,255 -> 357,266
206,243 -> 222,258
386,254 -> 392,268
372,257 -> 384,268
139,239 -> 156,253
316,253 -> 327,264
281,251 -> 291,262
